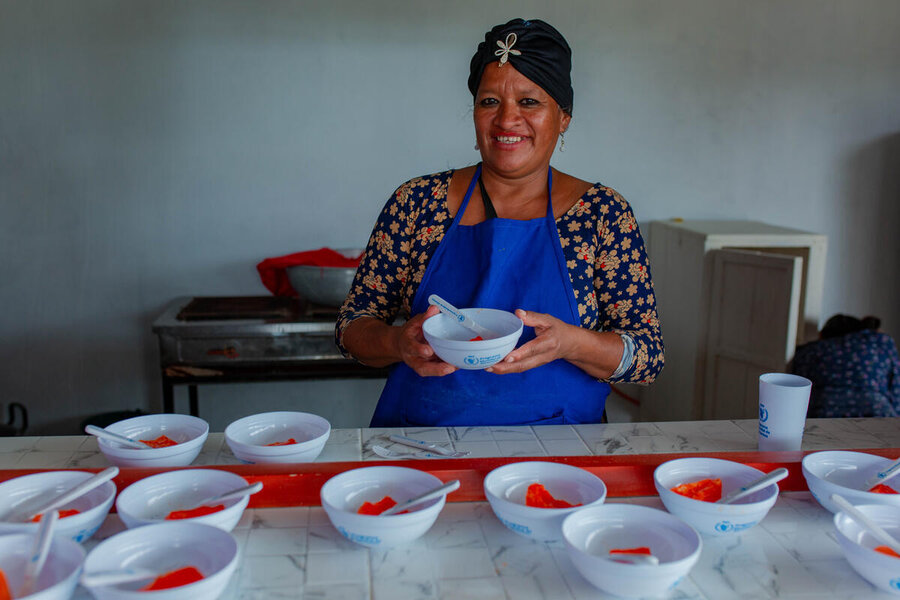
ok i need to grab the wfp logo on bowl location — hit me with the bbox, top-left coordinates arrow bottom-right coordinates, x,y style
464,354 -> 502,366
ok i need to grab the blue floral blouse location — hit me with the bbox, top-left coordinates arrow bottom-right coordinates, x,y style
791,330 -> 900,417
336,169 -> 664,384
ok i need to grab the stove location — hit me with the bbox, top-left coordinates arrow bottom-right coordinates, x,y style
152,296 -> 387,415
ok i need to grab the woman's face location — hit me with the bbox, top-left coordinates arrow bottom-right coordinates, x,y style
474,64 -> 571,180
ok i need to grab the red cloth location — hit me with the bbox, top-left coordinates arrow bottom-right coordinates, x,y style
256,248 -> 362,296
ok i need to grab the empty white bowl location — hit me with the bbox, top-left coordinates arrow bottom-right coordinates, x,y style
484,461 -> 607,542
654,457 -> 779,536
0,471 -> 116,543
320,466 -> 446,547
116,469 -> 253,532
225,411 -> 330,464
0,533 -> 85,600
834,503 -> 900,595
563,504 -> 702,598
422,308 -> 523,369
802,451 -> 900,513
82,521 -> 238,599
97,414 -> 209,468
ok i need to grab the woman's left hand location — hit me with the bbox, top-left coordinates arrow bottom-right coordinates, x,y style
486,309 -> 575,374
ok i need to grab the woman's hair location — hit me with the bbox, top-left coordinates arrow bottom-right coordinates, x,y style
820,314 -> 881,339
468,18 -> 574,115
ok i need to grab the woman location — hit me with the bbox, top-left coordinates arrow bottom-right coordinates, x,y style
336,18 -> 664,426
791,314 -> 899,417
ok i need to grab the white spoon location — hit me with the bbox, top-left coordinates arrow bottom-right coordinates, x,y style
388,435 -> 470,457
716,468 -> 789,504
12,466 -> 120,523
831,493 -> 900,554
427,294 -> 499,339
380,480 -> 461,516
20,509 -> 58,596
861,456 -> 900,491
80,568 -> 159,588
153,481 -> 263,519
605,553 -> 660,566
84,425 -> 147,449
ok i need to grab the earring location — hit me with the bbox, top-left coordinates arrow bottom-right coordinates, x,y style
559,132 -> 566,152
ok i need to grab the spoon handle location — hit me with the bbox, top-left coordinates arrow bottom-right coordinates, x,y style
26,467 -> 120,521
85,424 -> 147,449
717,468 -> 788,504
427,295 -> 498,339
81,568 -> 158,588
381,480 -> 461,515
862,457 -> 900,491
20,509 -> 58,596
191,482 -> 264,510
605,553 -> 660,566
831,493 -> 900,554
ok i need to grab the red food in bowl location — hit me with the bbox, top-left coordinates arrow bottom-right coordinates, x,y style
266,438 -> 297,446
525,483 -> 582,509
166,505 -> 226,520
670,478 -> 722,502
870,484 -> 898,494
140,435 -> 178,448
30,508 -> 80,522
609,546 -> 652,555
357,496 -> 398,515
142,566 -> 204,590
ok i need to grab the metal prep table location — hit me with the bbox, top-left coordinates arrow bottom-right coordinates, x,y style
152,296 -> 388,416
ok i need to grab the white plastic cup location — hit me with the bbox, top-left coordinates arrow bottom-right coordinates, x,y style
758,373 -> 812,451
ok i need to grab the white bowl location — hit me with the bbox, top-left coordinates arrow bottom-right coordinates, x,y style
802,451 -> 900,513
82,521 -> 238,599
834,503 -> 900,595
97,414 -> 209,468
116,469 -> 253,532
320,466 -> 446,547
422,308 -> 523,369
225,411 -> 330,464
484,461 -> 607,542
0,533 -> 84,600
0,471 -> 116,543
654,457 -> 779,536
563,504 -> 702,598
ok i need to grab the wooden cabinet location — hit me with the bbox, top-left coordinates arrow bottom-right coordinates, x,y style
639,220 -> 827,421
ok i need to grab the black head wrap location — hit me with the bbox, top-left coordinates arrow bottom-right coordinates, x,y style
468,19 -> 573,115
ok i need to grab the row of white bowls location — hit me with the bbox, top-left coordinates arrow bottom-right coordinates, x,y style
95,411 -> 331,467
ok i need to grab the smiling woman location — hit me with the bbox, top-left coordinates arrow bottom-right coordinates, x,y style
336,18 -> 664,428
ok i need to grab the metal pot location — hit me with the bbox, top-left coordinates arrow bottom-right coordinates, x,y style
286,248 -> 362,307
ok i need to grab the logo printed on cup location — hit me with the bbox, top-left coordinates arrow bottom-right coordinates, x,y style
759,406 -> 768,423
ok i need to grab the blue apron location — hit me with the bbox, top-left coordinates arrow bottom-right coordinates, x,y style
370,166 -> 610,426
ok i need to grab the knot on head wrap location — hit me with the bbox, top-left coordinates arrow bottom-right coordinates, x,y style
468,19 -> 573,115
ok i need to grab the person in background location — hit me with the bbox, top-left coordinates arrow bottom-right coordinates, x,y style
336,18 -> 663,427
791,314 -> 900,417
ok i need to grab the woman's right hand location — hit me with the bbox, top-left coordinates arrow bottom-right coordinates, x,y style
397,305 -> 457,377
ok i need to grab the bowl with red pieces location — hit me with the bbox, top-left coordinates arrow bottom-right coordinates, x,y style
833,502 -> 900,595
319,466 -> 450,548
802,451 -> 900,514
95,413 -> 209,468
0,470 -> 116,543
225,411 -> 330,464
483,461 -> 607,543
81,521 -> 238,600
654,457 -> 779,536
116,469 -> 259,532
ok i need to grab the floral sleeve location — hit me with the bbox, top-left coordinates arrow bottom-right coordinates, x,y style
335,174 -> 451,358
592,189 -> 664,384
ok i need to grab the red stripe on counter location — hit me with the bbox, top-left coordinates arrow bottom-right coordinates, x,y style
1,448 -> 896,509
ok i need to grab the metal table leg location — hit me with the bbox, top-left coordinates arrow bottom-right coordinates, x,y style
188,385 -> 199,417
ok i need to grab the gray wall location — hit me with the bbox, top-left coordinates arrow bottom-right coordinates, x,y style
2,0 -> 899,433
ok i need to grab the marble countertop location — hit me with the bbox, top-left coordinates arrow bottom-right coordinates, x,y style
2,417 -> 899,599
